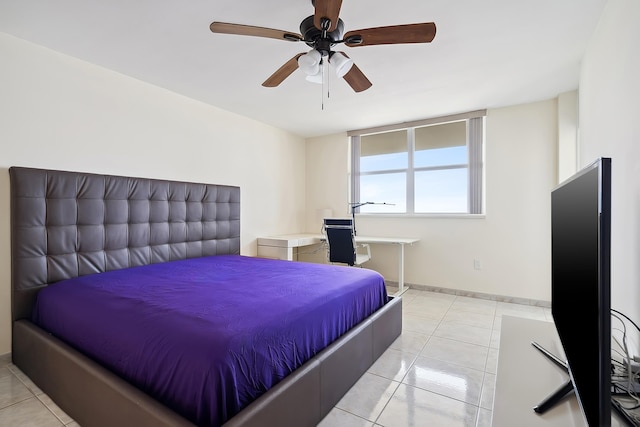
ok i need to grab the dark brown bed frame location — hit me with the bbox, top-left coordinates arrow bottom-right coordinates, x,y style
10,166 -> 402,427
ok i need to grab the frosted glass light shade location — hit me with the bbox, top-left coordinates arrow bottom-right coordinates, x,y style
330,53 -> 354,78
298,50 -> 322,75
305,70 -> 323,84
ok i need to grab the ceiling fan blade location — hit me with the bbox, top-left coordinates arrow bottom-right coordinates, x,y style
336,53 -> 372,93
210,22 -> 303,42
314,0 -> 343,32
262,53 -> 305,87
344,22 -> 436,47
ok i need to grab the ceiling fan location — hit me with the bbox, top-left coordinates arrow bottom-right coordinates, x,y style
210,0 -> 436,93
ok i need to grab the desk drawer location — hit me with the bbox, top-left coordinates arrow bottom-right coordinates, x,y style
257,245 -> 293,260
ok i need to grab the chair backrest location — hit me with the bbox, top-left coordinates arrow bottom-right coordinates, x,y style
323,218 -> 356,266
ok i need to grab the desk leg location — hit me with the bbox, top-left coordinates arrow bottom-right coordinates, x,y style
398,244 -> 405,294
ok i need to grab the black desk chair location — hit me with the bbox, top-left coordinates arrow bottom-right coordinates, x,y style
323,218 -> 371,267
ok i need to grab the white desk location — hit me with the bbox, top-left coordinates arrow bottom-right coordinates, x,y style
256,234 -> 322,261
256,233 -> 418,293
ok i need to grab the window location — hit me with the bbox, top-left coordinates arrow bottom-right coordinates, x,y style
350,111 -> 485,215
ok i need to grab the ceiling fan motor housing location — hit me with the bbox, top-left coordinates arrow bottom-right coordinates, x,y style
300,15 -> 344,54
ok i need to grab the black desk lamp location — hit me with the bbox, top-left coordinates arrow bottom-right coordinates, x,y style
349,202 -> 394,235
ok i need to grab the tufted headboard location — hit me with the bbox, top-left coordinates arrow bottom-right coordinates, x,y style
10,167 -> 240,321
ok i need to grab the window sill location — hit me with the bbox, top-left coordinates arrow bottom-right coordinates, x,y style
356,213 -> 486,219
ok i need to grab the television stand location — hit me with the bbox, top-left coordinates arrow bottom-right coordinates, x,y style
493,316 -> 627,426
532,341 -> 568,371
531,341 -> 575,414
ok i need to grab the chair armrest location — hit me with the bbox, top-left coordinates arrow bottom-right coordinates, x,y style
357,243 -> 371,258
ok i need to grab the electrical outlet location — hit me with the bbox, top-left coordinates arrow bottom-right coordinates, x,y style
473,259 -> 482,270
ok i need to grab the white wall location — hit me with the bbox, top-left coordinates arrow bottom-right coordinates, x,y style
0,33 -> 306,354
305,133 -> 351,231
557,91 -> 578,182
578,0 -> 640,351
305,99 -> 559,302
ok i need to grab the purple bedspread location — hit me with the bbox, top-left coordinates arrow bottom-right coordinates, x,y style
31,255 -> 387,426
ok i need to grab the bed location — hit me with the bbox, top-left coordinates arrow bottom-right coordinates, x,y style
10,166 -> 402,427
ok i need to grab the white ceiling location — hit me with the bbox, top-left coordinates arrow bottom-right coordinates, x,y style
0,0 -> 608,138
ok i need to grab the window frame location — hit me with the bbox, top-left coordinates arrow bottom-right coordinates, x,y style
349,110 -> 485,216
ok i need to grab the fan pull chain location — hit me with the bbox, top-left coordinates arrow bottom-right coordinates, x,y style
321,59 -> 326,110
327,62 -> 331,101
321,64 -> 324,110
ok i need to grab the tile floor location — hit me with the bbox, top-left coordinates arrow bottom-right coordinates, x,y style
0,288 -> 552,427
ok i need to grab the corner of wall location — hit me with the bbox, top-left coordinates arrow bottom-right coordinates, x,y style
557,90 -> 579,183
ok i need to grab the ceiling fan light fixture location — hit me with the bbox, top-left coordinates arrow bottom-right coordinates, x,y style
305,70 -> 324,84
329,52 -> 353,78
298,49 -> 322,75
211,3 -> 436,93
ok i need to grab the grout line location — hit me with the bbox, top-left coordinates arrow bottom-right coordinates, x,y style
5,362 -> 73,424
371,378 -> 402,426
34,393 -> 70,426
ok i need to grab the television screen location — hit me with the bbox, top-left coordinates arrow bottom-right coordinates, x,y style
550,157 -> 611,426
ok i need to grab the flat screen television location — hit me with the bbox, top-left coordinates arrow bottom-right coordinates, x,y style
533,157 -> 612,426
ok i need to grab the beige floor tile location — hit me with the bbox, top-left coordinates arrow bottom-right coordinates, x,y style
376,383 -> 478,427
434,321 -> 493,347
443,309 -> 496,329
485,347 -> 499,374
7,365 -> 43,396
420,336 -> 489,371
495,301 -> 548,321
335,372 -> 400,422
403,356 -> 485,405
0,397 -> 64,427
368,347 -> 418,382
489,328 -> 501,349
318,407 -> 375,427
36,394 -> 73,425
479,372 -> 496,410
450,296 -> 497,316
0,369 -> 34,410
402,313 -> 440,335
388,330 -> 429,354
476,407 -> 493,427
